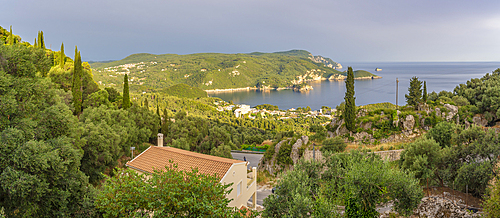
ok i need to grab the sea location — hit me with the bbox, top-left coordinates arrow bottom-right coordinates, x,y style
209,62 -> 500,111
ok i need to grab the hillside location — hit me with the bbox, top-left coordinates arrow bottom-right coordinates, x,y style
90,50 -> 378,93
161,83 -> 207,98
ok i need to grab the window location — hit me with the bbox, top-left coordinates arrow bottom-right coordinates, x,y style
237,181 -> 241,196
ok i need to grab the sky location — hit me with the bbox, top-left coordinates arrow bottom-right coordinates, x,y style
2,0 -> 500,62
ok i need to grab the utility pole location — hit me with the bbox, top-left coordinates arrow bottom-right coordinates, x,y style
396,78 -> 399,109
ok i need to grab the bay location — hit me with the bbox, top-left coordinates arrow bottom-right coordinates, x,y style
209,62 -> 500,110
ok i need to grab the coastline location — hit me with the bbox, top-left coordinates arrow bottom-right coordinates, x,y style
204,76 -> 382,93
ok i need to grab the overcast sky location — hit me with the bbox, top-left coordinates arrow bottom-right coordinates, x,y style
2,0 -> 500,62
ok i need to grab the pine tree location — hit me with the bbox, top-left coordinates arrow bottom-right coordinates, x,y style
72,48 -> 83,114
422,81 -> 428,103
344,66 -> 356,131
405,76 -> 422,107
122,74 -> 130,109
59,42 -> 65,68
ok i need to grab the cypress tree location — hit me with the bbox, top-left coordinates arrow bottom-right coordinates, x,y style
39,31 -> 45,49
34,38 -> 37,48
156,102 -> 161,133
59,42 -> 65,68
37,32 -> 41,48
423,81 -> 428,103
161,108 -> 170,135
72,49 -> 83,114
156,101 -> 160,116
344,66 -> 356,131
144,98 -> 149,109
122,74 -> 130,109
8,26 -> 14,45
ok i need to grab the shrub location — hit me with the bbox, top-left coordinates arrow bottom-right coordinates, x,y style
321,137 -> 347,153
483,176 -> 500,218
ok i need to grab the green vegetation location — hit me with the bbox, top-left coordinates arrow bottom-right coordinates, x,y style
95,167 -> 255,217
264,151 -> 423,217
400,123 -> 500,197
483,175 -> 500,218
255,104 -> 279,111
0,41 -> 98,217
162,83 -> 207,98
59,42 -> 65,68
406,76 -> 422,107
72,48 -> 83,114
320,136 -> 346,153
344,67 -> 356,131
90,50 -> 377,93
122,74 -> 130,109
454,68 -> 500,124
352,70 -> 374,78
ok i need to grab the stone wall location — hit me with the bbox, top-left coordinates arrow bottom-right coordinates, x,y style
302,149 -> 404,162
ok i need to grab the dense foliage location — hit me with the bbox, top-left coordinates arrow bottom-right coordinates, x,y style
320,137 -> 346,153
161,83 -> 208,98
264,151 -> 423,217
95,167 -> 254,218
401,123 -> 500,197
0,43 -> 99,217
454,68 -> 500,124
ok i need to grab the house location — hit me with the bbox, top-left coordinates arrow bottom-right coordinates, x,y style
126,134 -> 257,209
234,104 -> 252,118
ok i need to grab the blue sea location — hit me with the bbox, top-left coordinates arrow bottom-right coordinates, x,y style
209,62 -> 500,110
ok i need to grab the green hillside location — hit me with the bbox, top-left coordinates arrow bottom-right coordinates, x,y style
90,50 -> 378,93
352,70 -> 376,78
161,83 -> 207,98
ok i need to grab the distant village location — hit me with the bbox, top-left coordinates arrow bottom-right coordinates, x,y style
213,101 -> 335,119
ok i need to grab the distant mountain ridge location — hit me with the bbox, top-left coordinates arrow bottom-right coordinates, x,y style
90,50 -> 377,94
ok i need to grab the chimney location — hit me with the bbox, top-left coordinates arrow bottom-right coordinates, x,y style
157,133 -> 164,147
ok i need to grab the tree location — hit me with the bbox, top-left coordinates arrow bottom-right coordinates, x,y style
37,31 -> 45,49
324,151 -> 423,217
59,42 -> 65,68
423,81 -> 427,102
263,160 -> 337,218
0,43 -> 99,216
400,137 -> 442,185
8,26 -> 13,45
321,136 -> 346,153
95,166 -> 254,218
405,76 -> 422,106
122,74 -> 130,109
344,66 -> 356,131
483,176 -> 500,218
144,97 -> 149,109
426,121 -> 456,147
79,105 -> 159,184
72,48 -> 83,114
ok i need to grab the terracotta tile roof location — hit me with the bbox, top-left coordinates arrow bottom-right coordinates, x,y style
126,146 -> 245,179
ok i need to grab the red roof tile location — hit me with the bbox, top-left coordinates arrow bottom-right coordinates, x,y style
126,146 -> 245,179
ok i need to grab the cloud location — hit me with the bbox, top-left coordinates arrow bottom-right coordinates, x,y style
1,0 -> 499,61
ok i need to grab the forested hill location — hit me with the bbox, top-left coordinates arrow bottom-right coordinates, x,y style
90,50 -> 377,93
